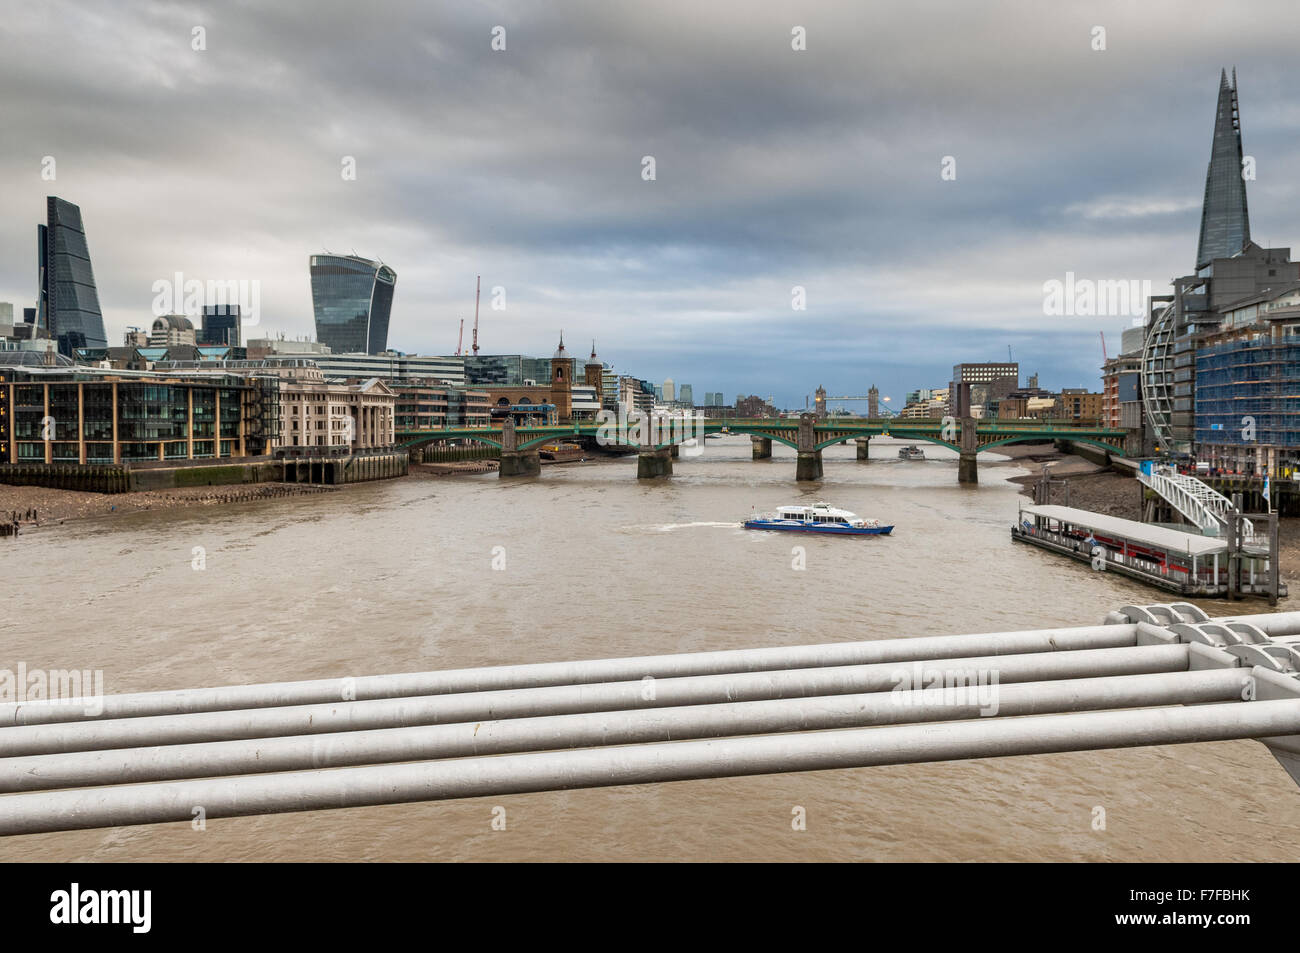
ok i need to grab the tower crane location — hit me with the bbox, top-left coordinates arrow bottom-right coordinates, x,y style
471,275 -> 481,356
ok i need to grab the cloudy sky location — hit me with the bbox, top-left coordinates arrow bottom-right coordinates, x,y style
3,0 -> 1300,408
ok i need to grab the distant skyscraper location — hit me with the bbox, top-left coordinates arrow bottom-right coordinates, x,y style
663,378 -> 674,402
678,383 -> 693,405
309,254 -> 395,354
38,197 -> 107,356
200,304 -> 241,347
1196,69 -> 1251,270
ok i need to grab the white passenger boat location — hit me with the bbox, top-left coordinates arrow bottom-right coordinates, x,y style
743,502 -> 893,535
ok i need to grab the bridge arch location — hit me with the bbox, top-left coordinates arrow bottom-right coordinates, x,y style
397,433 -> 505,451
869,432 -> 960,453
979,435 -> 1122,455
716,425 -> 800,451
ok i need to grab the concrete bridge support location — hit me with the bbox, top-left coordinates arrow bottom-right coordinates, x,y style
669,443 -> 680,459
958,417 -> 978,485
796,414 -> 823,481
856,438 -> 871,461
499,451 -> 541,477
638,447 -> 673,479
751,437 -> 772,460
498,418 -> 540,478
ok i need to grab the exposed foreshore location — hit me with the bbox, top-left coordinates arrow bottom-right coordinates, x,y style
0,456 -> 609,528
0,482 -> 338,527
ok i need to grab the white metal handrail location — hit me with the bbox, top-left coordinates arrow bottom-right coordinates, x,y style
1138,464 -> 1254,540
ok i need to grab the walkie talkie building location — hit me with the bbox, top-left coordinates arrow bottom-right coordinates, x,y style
309,254 -> 396,354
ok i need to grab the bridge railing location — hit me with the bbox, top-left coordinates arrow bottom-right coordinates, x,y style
0,603 -> 1297,834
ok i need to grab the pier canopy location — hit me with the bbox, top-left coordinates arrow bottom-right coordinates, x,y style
1018,504 -> 1226,557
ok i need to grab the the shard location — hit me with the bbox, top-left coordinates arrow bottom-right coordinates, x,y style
1195,68 -> 1250,270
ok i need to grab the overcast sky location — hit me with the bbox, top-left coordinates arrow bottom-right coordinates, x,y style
4,0 -> 1300,408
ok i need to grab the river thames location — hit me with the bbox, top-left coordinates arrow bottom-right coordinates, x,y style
3,436 -> 1297,861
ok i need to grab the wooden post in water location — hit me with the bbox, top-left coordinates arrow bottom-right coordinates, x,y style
1270,510 -> 1280,608
1226,509 -> 1239,601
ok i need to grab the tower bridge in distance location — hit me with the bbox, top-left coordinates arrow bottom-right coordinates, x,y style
396,414 -> 1130,482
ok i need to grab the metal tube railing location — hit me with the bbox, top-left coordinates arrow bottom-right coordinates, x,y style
4,700 -> 1297,836
0,645 -> 1191,757
0,623 -> 1152,727
0,670 -> 1249,794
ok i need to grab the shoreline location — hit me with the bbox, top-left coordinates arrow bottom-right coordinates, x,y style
0,456 -> 611,530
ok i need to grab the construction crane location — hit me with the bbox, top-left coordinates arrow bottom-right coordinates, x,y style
455,319 -> 464,356
471,276 -> 481,356
1100,331 -> 1108,362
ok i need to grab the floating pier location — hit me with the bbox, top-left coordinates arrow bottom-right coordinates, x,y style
1013,503 -> 1285,601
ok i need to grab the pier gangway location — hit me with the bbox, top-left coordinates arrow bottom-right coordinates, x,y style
1137,463 -> 1255,540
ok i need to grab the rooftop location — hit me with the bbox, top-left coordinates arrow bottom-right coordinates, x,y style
1018,504 -> 1226,557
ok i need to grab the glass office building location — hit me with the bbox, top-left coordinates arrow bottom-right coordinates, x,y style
200,305 -> 242,347
38,197 -> 108,357
1196,69 -> 1251,271
309,254 -> 396,354
0,363 -> 281,464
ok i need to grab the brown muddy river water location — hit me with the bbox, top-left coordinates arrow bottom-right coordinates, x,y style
3,436 -> 1297,861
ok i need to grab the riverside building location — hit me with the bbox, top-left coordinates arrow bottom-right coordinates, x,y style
1141,70 -> 1300,456
1194,285 -> 1300,475
0,358 -> 281,464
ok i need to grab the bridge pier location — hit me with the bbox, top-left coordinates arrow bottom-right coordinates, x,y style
497,419 -> 539,478
957,417 -> 978,484
638,447 -> 673,479
499,450 -> 541,478
958,452 -> 978,484
669,443 -> 680,459
796,451 -> 823,481
855,437 -> 871,461
751,437 -> 772,460
795,413 -> 823,481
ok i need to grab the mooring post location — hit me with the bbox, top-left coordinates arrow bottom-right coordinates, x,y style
1270,510 -> 1280,607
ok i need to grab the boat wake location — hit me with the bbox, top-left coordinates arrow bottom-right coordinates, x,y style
653,521 -> 741,532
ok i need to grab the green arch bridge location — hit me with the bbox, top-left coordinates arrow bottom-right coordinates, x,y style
396,414 -> 1129,482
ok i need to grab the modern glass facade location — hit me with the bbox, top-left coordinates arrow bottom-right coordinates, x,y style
1195,322 -> 1300,473
309,255 -> 395,355
0,368 -> 281,464
200,305 -> 241,347
1196,69 -> 1251,270
38,197 -> 108,357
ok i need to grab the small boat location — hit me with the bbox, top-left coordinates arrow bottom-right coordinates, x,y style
539,442 -> 585,462
898,445 -> 925,461
743,501 -> 893,535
